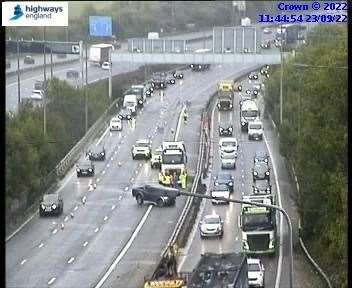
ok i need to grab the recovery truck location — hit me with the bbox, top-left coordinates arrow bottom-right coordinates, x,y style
89,44 -> 111,67
239,194 -> 276,255
158,141 -> 187,186
240,99 -> 259,132
216,80 -> 234,111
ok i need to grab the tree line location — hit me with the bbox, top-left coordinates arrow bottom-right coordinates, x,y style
264,24 -> 347,287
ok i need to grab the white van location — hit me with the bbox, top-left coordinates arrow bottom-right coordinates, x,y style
123,94 -> 137,116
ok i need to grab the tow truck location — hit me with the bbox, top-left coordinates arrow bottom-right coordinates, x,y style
158,141 -> 187,185
216,80 -> 234,111
239,195 -> 276,255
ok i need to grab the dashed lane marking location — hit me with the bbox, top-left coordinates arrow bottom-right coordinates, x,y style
38,243 -> 44,248
48,277 -> 56,285
94,227 -> 99,233
52,229 -> 58,234
83,241 -> 88,247
111,205 -> 116,210
20,259 -> 27,265
67,257 -> 75,264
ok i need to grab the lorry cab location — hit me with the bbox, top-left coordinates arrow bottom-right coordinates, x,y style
129,85 -> 146,107
123,94 -> 137,115
217,80 -> 233,92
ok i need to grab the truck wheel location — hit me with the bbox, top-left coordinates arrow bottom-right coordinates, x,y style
157,199 -> 164,207
136,195 -> 144,206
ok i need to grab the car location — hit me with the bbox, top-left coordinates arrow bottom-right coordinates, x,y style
243,48 -> 250,53
145,83 -> 154,97
254,150 -> 270,165
151,72 -> 167,89
101,62 -> 111,70
260,41 -> 271,49
248,72 -> 258,80
133,48 -> 142,53
214,172 -> 234,193
39,193 -> 63,216
252,179 -> 272,195
110,117 -> 122,131
30,90 -> 43,100
219,137 -> 238,158
263,27 -> 271,34
118,106 -> 132,120
24,55 -> 35,64
211,184 -> 230,204
218,122 -> 233,137
247,258 -> 265,287
199,214 -> 224,239
248,120 -> 263,141
132,139 -> 152,159
221,153 -> 236,169
66,69 -> 79,79
6,60 -> 11,69
86,144 -> 106,161
252,162 -> 270,181
34,80 -> 46,91
132,184 -> 177,207
76,160 -> 95,177
224,48 -> 232,53
173,70 -> 184,79
150,147 -> 163,169
166,74 -> 176,85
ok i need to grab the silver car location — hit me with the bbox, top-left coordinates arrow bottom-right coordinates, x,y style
199,214 -> 224,238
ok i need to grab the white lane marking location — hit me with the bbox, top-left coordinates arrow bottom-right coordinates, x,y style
94,205 -> 153,288
119,195 -> 123,200
104,216 -> 108,221
96,126 -> 110,146
111,205 -> 116,210
175,106 -> 186,141
115,150 -> 118,154
20,259 -> 27,265
64,216 -> 69,222
52,229 -> 58,235
107,164 -> 110,168
94,227 -> 99,233
130,177 -> 134,182
124,187 -> 129,191
67,257 -> 75,264
264,133 -> 283,288
74,206 -> 78,211
83,241 -> 88,247
38,243 -> 44,248
111,157 -> 114,161
135,170 -> 138,175
97,178 -> 100,183
48,277 -> 56,285
102,170 -> 106,175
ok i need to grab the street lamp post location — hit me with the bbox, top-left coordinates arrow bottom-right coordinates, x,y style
175,189 -> 294,288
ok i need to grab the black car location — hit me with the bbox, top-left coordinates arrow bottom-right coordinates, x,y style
260,41 -> 271,49
214,172 -> 234,193
173,70 -> 184,79
132,185 -> 178,207
145,83 -> 154,97
166,74 -> 176,85
76,160 -> 95,177
151,72 -> 167,89
252,162 -> 270,181
218,122 -> 233,136
190,64 -> 210,71
24,55 -> 35,64
118,107 -> 132,120
252,179 -> 272,195
39,193 -> 63,216
66,69 -> 79,79
248,72 -> 258,80
254,150 -> 270,165
86,144 -> 106,161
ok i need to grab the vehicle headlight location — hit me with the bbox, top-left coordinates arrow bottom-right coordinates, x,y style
229,182 -> 233,186
88,168 -> 93,172
215,182 -> 219,186
198,65 -> 201,69
229,104 -> 233,108
190,64 -> 194,68
127,115 -> 131,119
41,204 -> 45,210
118,115 -> 122,119
266,171 -> 270,175
241,121 -> 246,126
101,152 -> 105,155
52,204 -> 57,209
266,187 -> 271,192
229,127 -> 233,131
265,159 -> 268,163
161,83 -> 164,87
219,127 -> 223,131
76,168 -> 80,172
254,171 -> 258,175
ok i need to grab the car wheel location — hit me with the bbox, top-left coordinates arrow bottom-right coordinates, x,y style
39,210 -> 44,217
157,199 -> 164,207
132,154 -> 136,160
220,232 -> 224,239
136,194 -> 144,206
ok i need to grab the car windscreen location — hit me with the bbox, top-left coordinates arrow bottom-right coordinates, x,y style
162,154 -> 183,164
255,180 -> 269,189
242,111 -> 258,117
43,194 -> 58,203
213,185 -> 228,192
242,213 -> 273,231
125,102 -> 135,107
135,142 -> 149,147
222,141 -> 237,147
249,124 -> 262,129
248,263 -> 260,272
217,173 -> 231,180
204,217 -> 220,224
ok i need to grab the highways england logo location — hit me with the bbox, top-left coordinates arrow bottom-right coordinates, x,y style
2,2 -> 68,27
10,4 -> 24,20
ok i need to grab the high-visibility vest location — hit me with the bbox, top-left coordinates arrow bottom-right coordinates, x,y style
181,173 -> 187,189
164,175 -> 171,185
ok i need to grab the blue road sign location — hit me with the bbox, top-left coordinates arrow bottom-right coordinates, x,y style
89,16 -> 112,37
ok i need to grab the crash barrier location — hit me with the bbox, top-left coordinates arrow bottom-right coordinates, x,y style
268,113 -> 333,288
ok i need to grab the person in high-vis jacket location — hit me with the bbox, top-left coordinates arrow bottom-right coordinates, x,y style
164,172 -> 171,186
180,170 -> 187,189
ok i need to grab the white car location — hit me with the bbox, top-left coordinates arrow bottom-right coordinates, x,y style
263,28 -> 271,34
109,117 -> 122,131
248,120 -> 263,141
132,139 -> 152,159
219,137 -> 238,158
30,90 -> 43,100
247,258 -> 265,287
211,184 -> 230,204
150,147 -> 163,169
199,214 -> 224,238
101,62 -> 111,70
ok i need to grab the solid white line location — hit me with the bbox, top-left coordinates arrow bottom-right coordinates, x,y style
264,133 -> 284,288
96,126 -> 110,146
175,106 -> 186,141
94,205 -> 153,288
48,277 -> 56,285
67,257 -> 75,264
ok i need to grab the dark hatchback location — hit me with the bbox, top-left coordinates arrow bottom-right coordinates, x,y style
252,179 -> 272,195
218,122 -> 233,137
132,185 -> 178,207
254,150 -> 270,165
86,144 -> 106,161
252,162 -> 270,181
118,107 -> 132,120
76,160 -> 95,177
39,193 -> 63,216
214,172 -> 234,193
